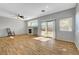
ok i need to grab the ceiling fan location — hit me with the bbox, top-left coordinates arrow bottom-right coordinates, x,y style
16,13 -> 31,20
17,14 -> 24,20
0,8 -> 29,20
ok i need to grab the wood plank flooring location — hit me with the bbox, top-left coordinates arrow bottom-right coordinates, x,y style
0,35 -> 79,55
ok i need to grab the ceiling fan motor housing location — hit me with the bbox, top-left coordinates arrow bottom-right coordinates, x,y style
19,16 -> 24,19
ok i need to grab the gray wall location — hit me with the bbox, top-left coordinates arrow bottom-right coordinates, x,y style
75,4 -> 79,49
26,8 -> 75,42
0,16 -> 27,37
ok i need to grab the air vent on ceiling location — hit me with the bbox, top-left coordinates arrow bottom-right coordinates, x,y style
41,10 -> 45,12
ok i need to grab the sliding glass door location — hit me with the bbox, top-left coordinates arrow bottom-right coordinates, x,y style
41,22 -> 47,37
41,20 -> 55,38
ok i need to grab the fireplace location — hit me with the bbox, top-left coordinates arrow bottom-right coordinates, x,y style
28,28 -> 33,35
28,27 -> 38,36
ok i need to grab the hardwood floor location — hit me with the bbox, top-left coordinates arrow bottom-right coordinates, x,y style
0,35 -> 79,55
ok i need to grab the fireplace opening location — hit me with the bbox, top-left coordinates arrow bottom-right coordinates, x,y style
29,29 -> 32,33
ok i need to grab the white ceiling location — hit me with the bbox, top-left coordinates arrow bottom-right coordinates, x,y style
0,3 -> 76,20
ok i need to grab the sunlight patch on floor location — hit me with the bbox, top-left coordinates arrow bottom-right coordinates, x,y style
9,36 -> 14,39
62,48 -> 67,51
33,37 -> 52,42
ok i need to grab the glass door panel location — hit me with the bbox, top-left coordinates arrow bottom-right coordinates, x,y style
47,21 -> 55,38
41,22 -> 47,37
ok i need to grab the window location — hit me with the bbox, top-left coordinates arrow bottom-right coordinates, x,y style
27,20 -> 38,27
59,17 -> 72,31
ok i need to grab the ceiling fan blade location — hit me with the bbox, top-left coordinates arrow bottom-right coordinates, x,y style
0,7 -> 25,20
0,7 -> 17,16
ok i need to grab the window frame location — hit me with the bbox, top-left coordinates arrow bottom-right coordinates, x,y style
59,17 -> 73,31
